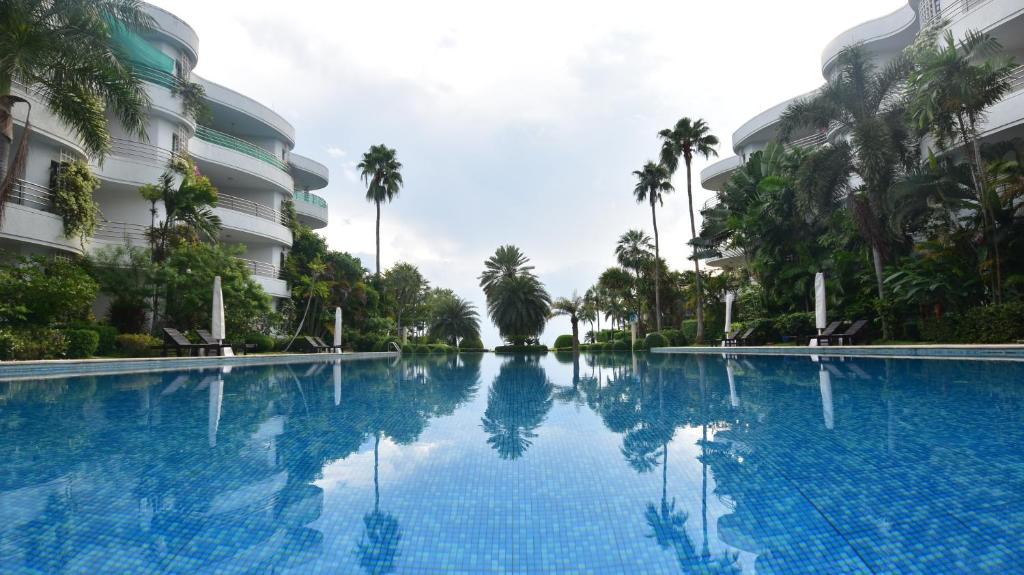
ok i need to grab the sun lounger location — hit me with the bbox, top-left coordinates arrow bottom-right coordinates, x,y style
826,319 -> 870,346
723,327 -> 756,347
312,336 -> 340,352
161,328 -> 219,357
303,336 -> 331,353
810,321 -> 843,346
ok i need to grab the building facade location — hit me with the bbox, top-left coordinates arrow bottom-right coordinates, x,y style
2,3 -> 330,305
699,0 -> 1024,270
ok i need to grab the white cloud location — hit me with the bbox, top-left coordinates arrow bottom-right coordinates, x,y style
325,146 -> 347,158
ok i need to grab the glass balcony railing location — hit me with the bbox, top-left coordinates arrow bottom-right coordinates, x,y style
194,125 -> 289,173
293,190 -> 327,209
132,64 -> 184,91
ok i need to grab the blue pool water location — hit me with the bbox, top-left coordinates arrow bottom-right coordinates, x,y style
1,352 -> 1022,574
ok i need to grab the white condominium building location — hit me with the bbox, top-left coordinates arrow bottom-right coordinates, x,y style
2,3 -> 331,304
700,0 -> 1024,270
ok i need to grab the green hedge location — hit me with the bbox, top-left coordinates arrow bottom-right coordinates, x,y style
0,328 -> 69,360
116,333 -> 161,357
644,332 -> 669,349
552,334 -> 574,349
66,329 -> 100,359
89,325 -> 119,355
494,344 -> 548,353
920,303 -> 1024,343
245,333 -> 275,352
459,335 -> 485,350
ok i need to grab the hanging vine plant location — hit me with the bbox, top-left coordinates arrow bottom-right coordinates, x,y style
51,160 -> 101,248
172,81 -> 212,124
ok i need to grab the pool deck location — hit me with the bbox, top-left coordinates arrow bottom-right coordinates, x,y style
652,344 -> 1024,361
0,351 -> 399,380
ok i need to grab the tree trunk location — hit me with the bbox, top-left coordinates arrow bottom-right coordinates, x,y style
571,316 -> 579,355
375,201 -> 382,278
0,97 -> 11,190
650,200 -> 662,332
685,159 -> 705,343
871,244 -> 892,340
958,114 -> 1002,304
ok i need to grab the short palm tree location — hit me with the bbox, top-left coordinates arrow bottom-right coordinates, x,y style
479,244 -> 535,296
357,144 -> 403,277
659,118 -> 718,343
615,228 -> 653,326
486,274 -> 551,343
551,292 -> 585,354
631,161 -> 673,330
781,45 -> 913,338
0,0 -> 153,221
429,294 -> 481,346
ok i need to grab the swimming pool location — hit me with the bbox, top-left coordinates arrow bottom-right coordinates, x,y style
0,353 -> 1021,574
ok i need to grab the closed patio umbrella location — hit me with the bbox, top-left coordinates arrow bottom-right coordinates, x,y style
334,307 -> 342,352
726,359 -> 740,408
723,292 -> 735,338
819,366 -> 834,430
212,275 -> 225,341
814,272 -> 827,333
209,377 -> 224,447
333,361 -> 342,406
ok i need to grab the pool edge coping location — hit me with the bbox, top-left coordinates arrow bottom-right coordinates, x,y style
0,352 -> 400,380
650,345 -> 1024,361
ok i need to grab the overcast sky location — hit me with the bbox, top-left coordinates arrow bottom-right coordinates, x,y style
152,0 -> 905,346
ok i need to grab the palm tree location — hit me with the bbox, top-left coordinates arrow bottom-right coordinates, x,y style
551,292 -> 585,354
429,294 -> 480,346
780,45 -> 913,338
659,118 -> 719,343
357,145 -> 403,277
907,29 -> 1017,302
355,433 -> 402,575
631,164 -> 673,331
138,159 -> 222,262
481,357 -> 553,460
480,245 -> 550,344
1,0 -> 153,219
479,244 -> 535,296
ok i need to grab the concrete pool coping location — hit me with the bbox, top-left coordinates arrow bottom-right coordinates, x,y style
651,344 -> 1024,361
0,351 -> 400,381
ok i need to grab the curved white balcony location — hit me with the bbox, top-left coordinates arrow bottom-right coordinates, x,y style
90,220 -> 151,252
821,3 -> 918,76
706,247 -> 746,271
215,194 -> 293,246
700,155 -> 743,192
929,0 -> 1024,40
143,3 -> 200,64
289,153 -> 329,191
978,69 -> 1024,139
732,89 -> 819,155
190,129 -> 294,193
240,259 -> 290,298
9,82 -> 88,157
292,191 -> 328,229
93,138 -> 176,187
197,76 -> 295,147
0,181 -> 81,254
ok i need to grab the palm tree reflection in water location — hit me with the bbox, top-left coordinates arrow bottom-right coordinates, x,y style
481,356 -> 554,460
356,433 -> 402,575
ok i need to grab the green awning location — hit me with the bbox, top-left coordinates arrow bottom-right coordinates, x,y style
109,20 -> 175,73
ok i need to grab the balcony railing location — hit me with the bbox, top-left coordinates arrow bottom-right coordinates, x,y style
194,126 -> 289,173
106,137 -> 179,165
132,64 -> 185,91
8,179 -> 56,213
921,0 -> 993,25
786,130 -> 828,151
93,220 -> 151,245
293,190 -> 327,209
218,193 -> 288,225
239,258 -> 281,279
1009,65 -> 1024,93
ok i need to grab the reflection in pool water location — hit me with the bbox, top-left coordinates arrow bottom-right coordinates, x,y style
0,353 -> 1022,573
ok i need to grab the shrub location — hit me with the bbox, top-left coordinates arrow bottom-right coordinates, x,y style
680,320 -> 698,343
414,344 -> 430,354
90,325 -> 119,355
459,335 -> 485,351
611,340 -> 629,351
0,328 -> 69,360
552,335 -> 574,350
66,329 -> 100,359
493,344 -> 548,353
656,329 -> 687,346
955,303 -> 1024,344
116,333 -> 161,357
644,332 -> 670,349
773,312 -> 815,337
429,344 -> 448,354
246,333 -> 275,352
401,343 -> 412,353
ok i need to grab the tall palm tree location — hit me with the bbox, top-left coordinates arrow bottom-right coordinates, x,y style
1,0 -> 152,220
480,245 -> 550,344
429,293 -> 480,346
907,29 -> 1017,303
781,45 -> 914,338
357,144 -> 403,277
631,161 -> 673,330
659,118 -> 719,343
551,292 -> 585,354
479,244 -> 535,296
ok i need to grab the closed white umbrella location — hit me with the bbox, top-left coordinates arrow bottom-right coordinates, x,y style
333,361 -> 342,406
726,359 -> 740,408
334,307 -> 342,352
819,367 -> 834,430
212,275 -> 225,341
208,377 -> 224,447
814,272 -> 827,332
724,292 -> 735,336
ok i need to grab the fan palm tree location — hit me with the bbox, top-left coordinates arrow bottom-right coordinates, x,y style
631,164 -> 673,330
429,293 -> 480,346
357,144 -> 403,277
781,45 -> 913,338
907,29 -> 1017,302
0,0 -> 153,221
551,292 -> 585,354
659,118 -> 719,343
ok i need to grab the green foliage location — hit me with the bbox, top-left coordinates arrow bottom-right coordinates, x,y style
0,254 -> 98,328
481,246 -> 551,342
52,161 -> 101,245
383,262 -> 428,330
160,243 -> 271,335
920,315 -> 958,342
954,303 -> 1024,343
88,324 -> 119,355
65,329 -> 100,358
459,335 -> 485,351
773,312 -> 816,336
429,291 -> 480,345
87,244 -> 156,333
245,333 -> 275,352
0,328 -> 68,360
413,344 -> 430,354
493,344 -> 548,353
655,329 -> 688,346
644,332 -> 669,349
552,334 -> 574,350
172,81 -> 211,124
115,333 -> 161,356
611,340 -> 630,351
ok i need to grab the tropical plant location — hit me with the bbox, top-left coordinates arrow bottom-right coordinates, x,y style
358,144 -> 403,276
0,254 -> 98,327
659,118 -> 719,343
382,262 -> 427,337
429,292 -> 480,346
907,28 -> 1018,302
551,292 -> 585,354
0,0 -> 153,219
51,159 -> 100,247
481,357 -> 553,460
479,244 -> 536,297
480,245 -> 550,343
614,228 -> 652,323
631,163 -> 673,330
87,244 -> 156,333
781,45 -> 915,338
139,157 -> 221,262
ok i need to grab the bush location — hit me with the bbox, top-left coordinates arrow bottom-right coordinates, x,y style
66,329 -> 100,359
644,332 -> 670,349
493,344 -> 548,353
414,344 -> 430,354
459,335 -> 485,351
245,333 -> 275,352
90,325 -> 119,355
0,328 -> 69,360
429,343 -> 448,354
611,340 -> 629,351
116,333 -> 161,357
955,303 -> 1024,343
655,329 -> 687,346
773,312 -> 816,337
401,343 -> 412,353
552,335 -> 574,350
